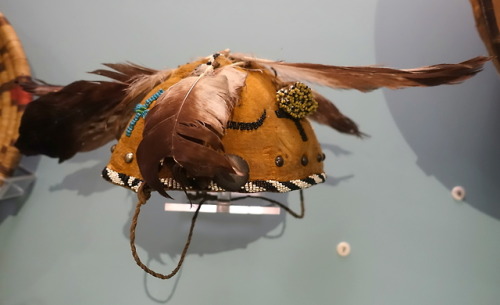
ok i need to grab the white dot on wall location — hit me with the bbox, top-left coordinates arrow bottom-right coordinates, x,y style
336,241 -> 351,257
451,186 -> 466,201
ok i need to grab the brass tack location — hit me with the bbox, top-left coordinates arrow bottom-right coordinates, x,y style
124,152 -> 134,163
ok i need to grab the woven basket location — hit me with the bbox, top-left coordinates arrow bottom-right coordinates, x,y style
0,12 -> 32,185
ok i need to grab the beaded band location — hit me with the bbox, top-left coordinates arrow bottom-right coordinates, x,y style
102,166 -> 326,193
125,88 -> 164,137
227,110 -> 266,131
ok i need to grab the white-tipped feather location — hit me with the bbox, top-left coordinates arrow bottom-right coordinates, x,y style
126,69 -> 172,101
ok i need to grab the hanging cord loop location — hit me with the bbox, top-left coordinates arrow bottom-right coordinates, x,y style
129,184 -> 204,279
129,187 -> 305,279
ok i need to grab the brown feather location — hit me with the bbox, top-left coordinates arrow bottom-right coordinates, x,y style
230,54 -> 489,92
125,68 -> 172,102
16,63 -> 158,161
18,77 -> 63,96
91,62 -> 158,83
136,66 -> 248,197
16,80 -> 129,161
309,91 -> 365,137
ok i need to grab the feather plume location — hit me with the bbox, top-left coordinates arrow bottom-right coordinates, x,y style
91,62 -> 157,83
15,63 -> 157,161
136,66 -> 248,197
18,77 -> 63,96
230,54 -> 489,92
309,91 -> 364,137
126,69 -> 172,100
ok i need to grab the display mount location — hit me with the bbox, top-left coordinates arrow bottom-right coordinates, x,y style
0,166 -> 35,201
164,191 -> 281,215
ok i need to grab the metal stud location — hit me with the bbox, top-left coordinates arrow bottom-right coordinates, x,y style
301,155 -> 309,166
316,153 -> 323,162
124,152 -> 134,163
275,156 -> 284,167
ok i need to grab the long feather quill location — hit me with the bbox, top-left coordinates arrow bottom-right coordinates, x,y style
230,54 -> 489,92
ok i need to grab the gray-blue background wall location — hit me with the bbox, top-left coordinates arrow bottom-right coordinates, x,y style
1,0 -> 499,304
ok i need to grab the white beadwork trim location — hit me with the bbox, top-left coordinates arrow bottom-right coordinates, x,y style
267,180 -> 292,193
102,167 -> 326,193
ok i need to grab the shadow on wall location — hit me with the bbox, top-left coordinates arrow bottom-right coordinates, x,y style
0,145 -> 115,224
117,143 -> 351,301
122,191 -> 293,302
375,0 -> 500,219
120,172 -> 348,301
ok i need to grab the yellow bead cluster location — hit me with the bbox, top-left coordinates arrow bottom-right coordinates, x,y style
276,82 -> 318,119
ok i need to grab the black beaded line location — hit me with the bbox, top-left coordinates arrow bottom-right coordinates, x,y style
251,180 -> 280,192
130,178 -> 141,188
302,176 -> 320,186
227,110 -> 266,131
101,168 -> 142,189
118,172 -> 128,183
101,168 -> 111,182
275,109 -> 308,141
281,181 -> 304,190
